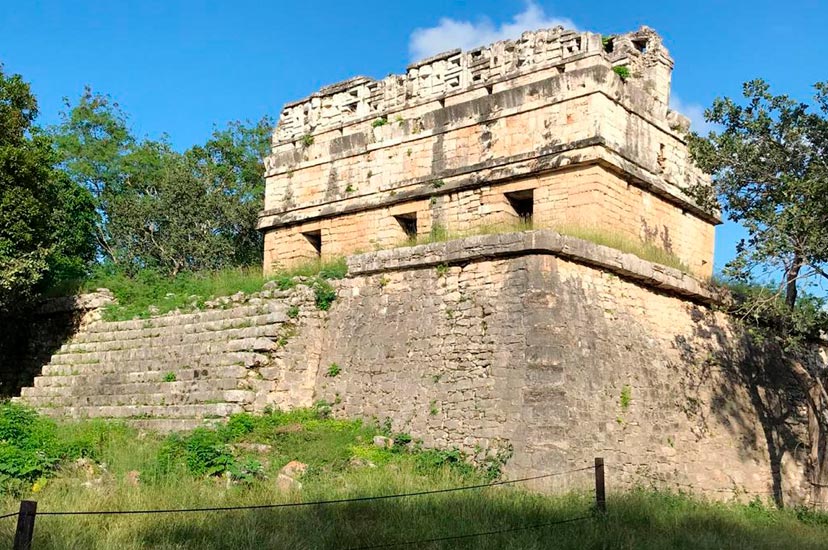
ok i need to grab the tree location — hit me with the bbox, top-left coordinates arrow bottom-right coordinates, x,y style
188,119 -> 273,267
51,88 -> 134,262
0,66 -> 96,311
688,79 -> 828,503
52,89 -> 272,274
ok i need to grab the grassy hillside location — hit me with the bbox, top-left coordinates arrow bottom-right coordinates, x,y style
0,404 -> 825,549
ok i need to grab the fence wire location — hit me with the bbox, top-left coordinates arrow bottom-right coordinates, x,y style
343,514 -> 594,549
22,465 -> 594,517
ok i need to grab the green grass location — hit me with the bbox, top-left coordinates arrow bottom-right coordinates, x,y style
0,405 -> 825,549
613,65 -> 631,80
50,257 -> 348,322
404,220 -> 691,274
411,219 -> 535,247
552,224 -> 691,273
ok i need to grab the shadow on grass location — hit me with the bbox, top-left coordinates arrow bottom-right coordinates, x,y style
8,490 -> 828,550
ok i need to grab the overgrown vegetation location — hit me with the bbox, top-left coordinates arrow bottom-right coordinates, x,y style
613,65 -> 631,80
620,385 -> 632,411
406,220 -> 690,273
0,404 -> 826,548
58,257 -> 347,321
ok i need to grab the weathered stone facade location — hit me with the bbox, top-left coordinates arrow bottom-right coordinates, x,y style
17,231 -> 818,505
258,26 -> 718,277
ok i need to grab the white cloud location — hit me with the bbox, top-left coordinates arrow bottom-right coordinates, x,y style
408,1 -> 577,62
669,95 -> 713,135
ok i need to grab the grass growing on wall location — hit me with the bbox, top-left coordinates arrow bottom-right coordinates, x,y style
69,257 -> 348,321
404,220 -> 691,274
551,224 -> 691,273
0,404 -> 826,549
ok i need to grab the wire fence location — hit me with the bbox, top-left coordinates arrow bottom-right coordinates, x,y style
8,466 -> 594,518
7,459 -> 825,549
4,461 -> 602,550
342,515 -> 595,550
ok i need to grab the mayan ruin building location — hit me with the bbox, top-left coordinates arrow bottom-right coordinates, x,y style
258,26 -> 718,277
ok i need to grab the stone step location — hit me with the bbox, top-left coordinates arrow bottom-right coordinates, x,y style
35,402 -> 245,420
26,376 -> 246,396
125,417 -> 223,433
71,301 -> 300,343
33,365 -> 251,388
60,313 -> 290,352
81,303 -> 283,334
20,388 -> 255,408
51,334 -> 283,366
41,352 -> 270,376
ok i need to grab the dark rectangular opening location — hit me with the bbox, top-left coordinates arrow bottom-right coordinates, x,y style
302,230 -> 322,256
394,212 -> 418,241
505,189 -> 534,224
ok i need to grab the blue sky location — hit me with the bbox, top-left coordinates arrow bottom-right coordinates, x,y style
2,0 -> 826,273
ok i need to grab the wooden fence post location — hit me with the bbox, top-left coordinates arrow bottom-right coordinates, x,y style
13,500 -> 37,550
594,457 -> 606,514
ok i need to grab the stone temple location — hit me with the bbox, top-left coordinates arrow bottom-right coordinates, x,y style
258,26 -> 718,277
18,26 -> 823,505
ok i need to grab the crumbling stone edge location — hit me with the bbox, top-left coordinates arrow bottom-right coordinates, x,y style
347,229 -> 717,305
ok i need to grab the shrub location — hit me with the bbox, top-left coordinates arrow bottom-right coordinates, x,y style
222,413 -> 256,440
613,65 -> 631,80
157,428 -> 234,477
0,403 -> 76,491
414,448 -> 475,476
312,279 -> 337,311
620,385 -> 632,410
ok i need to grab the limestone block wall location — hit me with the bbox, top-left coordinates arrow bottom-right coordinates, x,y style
0,291 -> 114,397
263,164 -> 715,276
312,233 -> 809,504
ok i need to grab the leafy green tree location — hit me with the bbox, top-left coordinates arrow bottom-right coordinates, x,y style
688,79 -> 828,497
51,88 -> 133,261
53,89 -> 272,274
0,66 -> 95,311
188,119 -> 273,267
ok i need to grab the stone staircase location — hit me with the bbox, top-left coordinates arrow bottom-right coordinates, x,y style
17,287 -> 316,431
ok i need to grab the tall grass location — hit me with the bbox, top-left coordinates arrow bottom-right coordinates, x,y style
53,257 -> 348,322
0,406 -> 825,549
405,220 -> 691,274
551,224 -> 691,273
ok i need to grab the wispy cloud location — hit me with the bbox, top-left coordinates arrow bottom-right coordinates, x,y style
408,1 -> 576,62
669,95 -> 713,135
